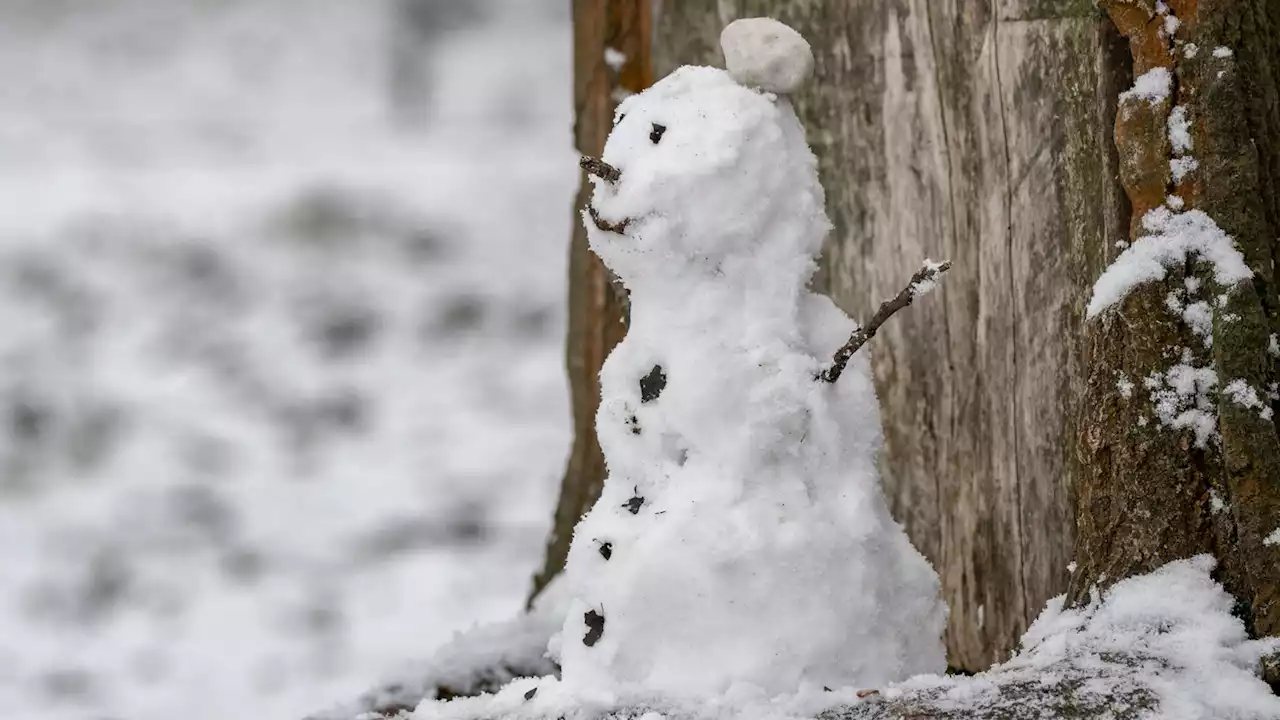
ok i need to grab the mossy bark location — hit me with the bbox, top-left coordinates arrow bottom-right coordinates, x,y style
1066,3 -> 1280,665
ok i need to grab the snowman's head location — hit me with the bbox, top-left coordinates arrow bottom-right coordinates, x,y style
583,19 -> 829,291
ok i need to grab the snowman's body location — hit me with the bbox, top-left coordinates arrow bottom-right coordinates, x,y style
557,22 -> 945,700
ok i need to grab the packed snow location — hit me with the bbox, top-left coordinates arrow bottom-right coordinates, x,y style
1087,207 -> 1251,318
0,3 -> 573,720
563,20 -> 945,699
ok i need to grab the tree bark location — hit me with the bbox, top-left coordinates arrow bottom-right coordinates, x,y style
1067,0 -> 1280,655
527,0 -> 650,604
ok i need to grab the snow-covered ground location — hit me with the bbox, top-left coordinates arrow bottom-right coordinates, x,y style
406,556 -> 1280,720
0,2 -> 574,719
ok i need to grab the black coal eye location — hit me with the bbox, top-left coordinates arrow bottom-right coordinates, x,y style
616,113 -> 626,124
649,123 -> 666,144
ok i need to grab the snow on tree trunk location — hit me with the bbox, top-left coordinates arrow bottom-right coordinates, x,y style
1068,2 -> 1280,681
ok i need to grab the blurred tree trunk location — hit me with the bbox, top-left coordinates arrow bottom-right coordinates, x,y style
533,0 -> 1280,676
528,0 -> 650,604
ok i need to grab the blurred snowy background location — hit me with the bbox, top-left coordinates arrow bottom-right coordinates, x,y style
0,1 -> 573,719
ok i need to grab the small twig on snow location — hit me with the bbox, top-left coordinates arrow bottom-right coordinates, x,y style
819,259 -> 952,383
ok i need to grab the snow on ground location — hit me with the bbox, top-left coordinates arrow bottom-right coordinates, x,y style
403,556 -> 1280,720
0,2 -> 574,719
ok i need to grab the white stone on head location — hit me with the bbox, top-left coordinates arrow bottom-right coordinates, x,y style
719,17 -> 814,95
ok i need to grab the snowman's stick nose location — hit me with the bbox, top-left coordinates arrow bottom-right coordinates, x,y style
580,155 -> 621,183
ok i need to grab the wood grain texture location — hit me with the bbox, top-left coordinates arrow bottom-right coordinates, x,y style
654,1 -> 1121,669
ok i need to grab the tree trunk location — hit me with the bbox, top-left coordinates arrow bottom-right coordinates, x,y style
534,0 -> 1280,674
527,0 -> 650,604
1066,0 -> 1280,654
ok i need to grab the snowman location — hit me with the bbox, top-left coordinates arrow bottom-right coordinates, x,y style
557,18 -> 946,700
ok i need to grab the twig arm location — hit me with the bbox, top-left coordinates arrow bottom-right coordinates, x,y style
818,260 -> 952,383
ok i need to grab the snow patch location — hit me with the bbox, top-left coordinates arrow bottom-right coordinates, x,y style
1182,301 -> 1214,347
1116,373 -> 1135,399
1167,106 -> 1192,154
1087,207 -> 1251,319
1144,352 -> 1219,448
1171,156 -> 1199,183
1264,529 -> 1280,547
1120,67 -> 1172,105
604,47 -> 627,72
1209,488 -> 1227,514
406,557 -> 1280,720
1213,46 -> 1234,58
1223,379 -> 1274,422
